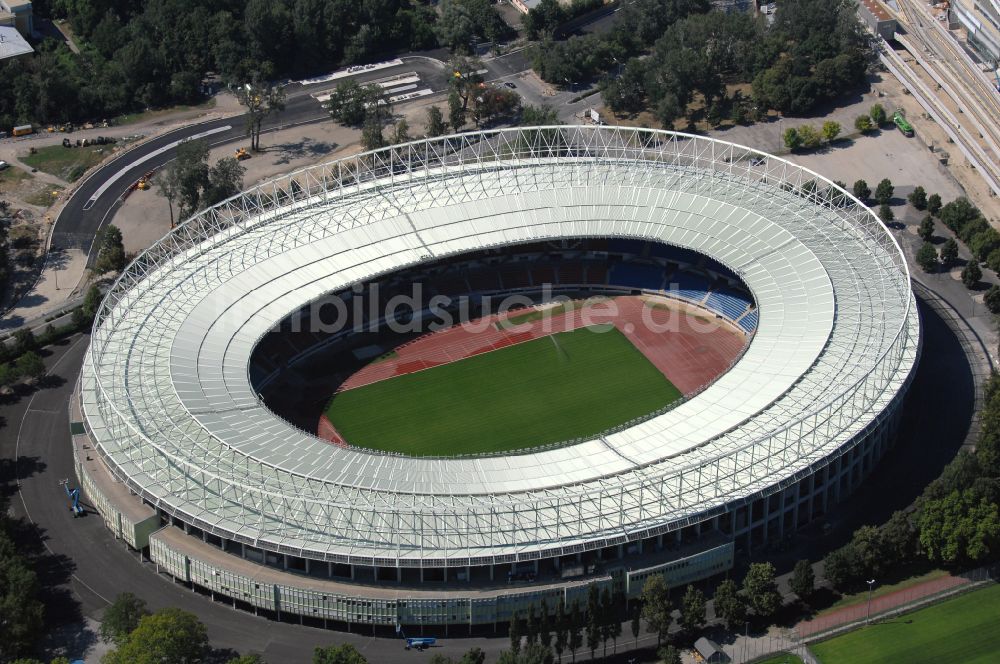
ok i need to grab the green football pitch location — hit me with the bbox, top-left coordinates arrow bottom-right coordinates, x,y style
811,583 -> 1000,664
324,325 -> 682,456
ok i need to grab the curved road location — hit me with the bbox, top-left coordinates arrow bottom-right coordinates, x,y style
6,279 -> 985,662
53,54 -> 456,263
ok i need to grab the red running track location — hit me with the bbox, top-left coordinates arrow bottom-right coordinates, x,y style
318,296 -> 749,442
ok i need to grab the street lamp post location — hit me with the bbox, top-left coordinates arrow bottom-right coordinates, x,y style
866,579 -> 876,623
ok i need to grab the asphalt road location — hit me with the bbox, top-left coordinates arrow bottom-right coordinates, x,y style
52,55 -> 455,266
3,277 -> 983,663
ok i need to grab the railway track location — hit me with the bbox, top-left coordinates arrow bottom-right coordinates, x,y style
892,0 -> 1000,196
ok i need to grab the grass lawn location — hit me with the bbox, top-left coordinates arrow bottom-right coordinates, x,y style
325,325 -> 681,456
811,583 -> 1000,664
21,145 -> 110,182
752,654 -> 805,664
0,164 -> 32,187
817,568 -> 948,616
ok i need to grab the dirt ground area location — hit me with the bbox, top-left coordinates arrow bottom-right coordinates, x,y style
603,71 -> 994,223
117,97 -> 454,254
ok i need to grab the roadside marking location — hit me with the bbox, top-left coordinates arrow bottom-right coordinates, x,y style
298,59 -> 404,86
82,125 -> 232,210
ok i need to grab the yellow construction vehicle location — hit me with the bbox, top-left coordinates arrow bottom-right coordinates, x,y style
235,147 -> 251,160
136,169 -> 154,191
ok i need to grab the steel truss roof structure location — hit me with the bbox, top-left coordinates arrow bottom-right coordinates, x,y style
80,127 -> 919,568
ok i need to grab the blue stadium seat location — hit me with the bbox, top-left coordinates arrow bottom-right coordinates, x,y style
608,238 -> 646,255
609,263 -> 665,290
705,288 -> 752,320
738,309 -> 759,333
667,271 -> 710,302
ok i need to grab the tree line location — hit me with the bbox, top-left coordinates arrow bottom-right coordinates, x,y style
818,372 -> 1000,593
0,0 -> 454,129
533,0 -> 870,129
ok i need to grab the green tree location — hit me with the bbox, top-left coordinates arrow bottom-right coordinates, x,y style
630,601 -> 641,649
790,560 -> 815,601
875,178 -> 894,205
239,76 -> 286,152
712,578 -> 746,629
909,186 -> 928,210
313,644 -> 367,664
918,489 -> 1000,565
312,643 -> 368,664
539,598 -> 552,650
392,118 -> 410,145
742,562 -> 781,619
426,106 -> 447,137
459,647 -> 486,664
962,261 -> 982,288
568,599 -> 583,662
103,608 -> 209,664
853,179 -> 871,202
0,532 -> 44,659
879,510 -> 918,567
854,114 -> 874,134
586,584 -> 600,659
607,593 -> 622,654
154,166 -> 180,228
640,575 -> 672,648
821,120 -> 841,143
327,80 -> 368,126
526,604 -> 538,646
783,127 -> 802,150
850,525 -> 884,578
94,224 -> 126,274
449,89 -> 465,131
204,157 -> 246,208
985,285 -> 1000,314
658,645 -> 682,664
797,124 -> 822,149
15,352 -> 45,382
496,643 -> 555,664
679,584 -> 707,634
13,328 -> 36,355
361,117 -> 386,152
927,193 -> 942,215
100,592 -> 150,647
0,363 -> 16,389
227,656 -> 266,664
917,241 -> 939,273
510,610 -> 523,654
83,284 -> 103,318
71,306 -> 87,330
165,139 -> 210,220
918,215 -> 935,241
554,597 -> 568,663
823,544 -> 860,590
940,238 -> 959,267
870,103 -> 887,126
878,203 -> 894,223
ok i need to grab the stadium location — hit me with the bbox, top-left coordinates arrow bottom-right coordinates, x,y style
74,126 -> 920,632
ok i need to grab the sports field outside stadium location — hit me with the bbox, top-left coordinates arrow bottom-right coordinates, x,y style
324,324 -> 682,456
811,583 -> 1000,664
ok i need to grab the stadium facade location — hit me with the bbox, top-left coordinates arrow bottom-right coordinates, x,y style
74,126 -> 919,632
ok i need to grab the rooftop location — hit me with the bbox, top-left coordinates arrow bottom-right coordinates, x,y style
0,25 -> 31,60
860,0 -> 892,22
